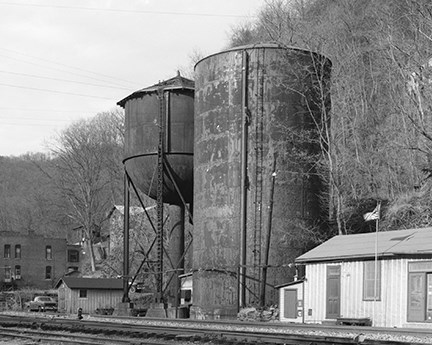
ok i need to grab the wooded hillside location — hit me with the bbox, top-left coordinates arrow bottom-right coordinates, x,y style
1,0 -> 431,257
229,0 -> 432,235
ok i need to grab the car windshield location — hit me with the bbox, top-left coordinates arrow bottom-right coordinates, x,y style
37,297 -> 52,301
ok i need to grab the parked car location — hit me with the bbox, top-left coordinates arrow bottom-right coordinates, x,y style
129,281 -> 146,293
25,296 -> 58,312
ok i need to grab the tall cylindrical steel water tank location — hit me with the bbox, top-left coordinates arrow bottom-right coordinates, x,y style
192,44 -> 331,319
118,74 -> 194,206
117,74 -> 194,306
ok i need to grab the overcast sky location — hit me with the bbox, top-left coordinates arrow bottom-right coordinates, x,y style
0,0 -> 264,156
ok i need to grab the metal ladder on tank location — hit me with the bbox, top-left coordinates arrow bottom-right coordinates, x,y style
155,87 -> 165,304
253,48 -> 265,303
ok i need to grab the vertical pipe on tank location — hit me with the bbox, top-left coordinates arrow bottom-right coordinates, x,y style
122,174 -> 130,303
168,204 -> 185,308
165,91 -> 171,151
239,50 -> 249,309
260,155 -> 276,307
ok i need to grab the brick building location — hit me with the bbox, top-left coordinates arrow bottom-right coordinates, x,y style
0,232 -> 71,290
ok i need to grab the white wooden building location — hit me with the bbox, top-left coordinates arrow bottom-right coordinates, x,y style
278,227 -> 432,328
56,277 -> 123,314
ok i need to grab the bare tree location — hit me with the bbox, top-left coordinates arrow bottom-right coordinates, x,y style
228,0 -> 432,235
51,109 -> 124,271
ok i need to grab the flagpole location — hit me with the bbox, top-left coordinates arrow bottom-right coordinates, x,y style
363,202 -> 381,326
373,202 -> 380,326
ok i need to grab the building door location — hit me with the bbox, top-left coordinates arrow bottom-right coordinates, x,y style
326,265 -> 340,319
283,289 -> 297,319
58,287 -> 66,312
427,274 -> 432,321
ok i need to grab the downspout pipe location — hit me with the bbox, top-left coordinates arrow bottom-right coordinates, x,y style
122,173 -> 130,303
239,50 -> 249,310
260,155 -> 277,307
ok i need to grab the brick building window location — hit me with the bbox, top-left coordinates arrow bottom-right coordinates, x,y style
4,267 -> 11,282
79,289 -> 87,298
68,249 -> 79,263
15,245 -> 21,259
45,266 -> 52,280
45,245 -> 52,260
4,245 -> 10,258
14,265 -> 21,280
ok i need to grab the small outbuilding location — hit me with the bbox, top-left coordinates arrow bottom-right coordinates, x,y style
278,227 -> 432,328
55,277 -> 123,314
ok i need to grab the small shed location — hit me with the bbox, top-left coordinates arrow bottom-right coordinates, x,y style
276,279 -> 305,322
55,277 -> 123,314
282,227 -> 432,328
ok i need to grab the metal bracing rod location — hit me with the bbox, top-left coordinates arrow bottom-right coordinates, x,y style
125,171 -> 157,234
161,237 -> 193,296
163,157 -> 194,226
129,238 -> 158,292
125,170 -> 174,296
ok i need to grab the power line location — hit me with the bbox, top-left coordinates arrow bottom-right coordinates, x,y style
0,70 -> 132,91
0,121 -> 68,127
0,51 -> 138,89
0,107 -> 93,113
0,107 -> 98,113
0,82 -> 114,100
0,2 -> 255,18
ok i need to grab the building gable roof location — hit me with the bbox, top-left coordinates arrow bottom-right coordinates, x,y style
296,227 -> 432,263
56,277 -> 123,290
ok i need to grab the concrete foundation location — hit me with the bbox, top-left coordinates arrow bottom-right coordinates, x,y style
145,303 -> 167,318
114,302 -> 134,316
190,305 -> 238,320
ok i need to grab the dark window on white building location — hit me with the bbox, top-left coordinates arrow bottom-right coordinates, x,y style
363,261 -> 381,301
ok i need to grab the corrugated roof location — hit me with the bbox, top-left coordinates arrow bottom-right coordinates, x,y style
56,277 -> 123,290
117,73 -> 194,108
296,227 -> 432,263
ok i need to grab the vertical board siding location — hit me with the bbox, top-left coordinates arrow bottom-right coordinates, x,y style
65,288 -> 123,314
279,283 -> 303,322
304,263 -> 327,323
300,258 -> 432,327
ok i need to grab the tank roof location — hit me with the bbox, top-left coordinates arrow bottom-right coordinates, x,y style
194,42 -> 331,69
117,72 -> 194,108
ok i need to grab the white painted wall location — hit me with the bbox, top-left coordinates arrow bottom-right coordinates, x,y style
288,258 -> 432,327
278,282 -> 304,322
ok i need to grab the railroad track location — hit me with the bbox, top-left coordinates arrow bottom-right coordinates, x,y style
0,312 -> 430,344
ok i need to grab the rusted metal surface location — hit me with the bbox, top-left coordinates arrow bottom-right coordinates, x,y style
192,43 -> 331,319
118,74 -> 194,206
118,74 -> 193,306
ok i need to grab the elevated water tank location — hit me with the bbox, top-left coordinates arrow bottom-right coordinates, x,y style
118,74 -> 194,205
192,43 -> 331,319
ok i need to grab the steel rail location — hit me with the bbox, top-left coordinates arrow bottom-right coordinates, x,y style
0,314 -> 431,345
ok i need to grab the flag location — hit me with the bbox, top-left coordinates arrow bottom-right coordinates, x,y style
363,204 -> 380,222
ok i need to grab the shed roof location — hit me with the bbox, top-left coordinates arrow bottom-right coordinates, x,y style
296,227 -> 432,263
275,279 -> 305,289
56,277 -> 123,290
